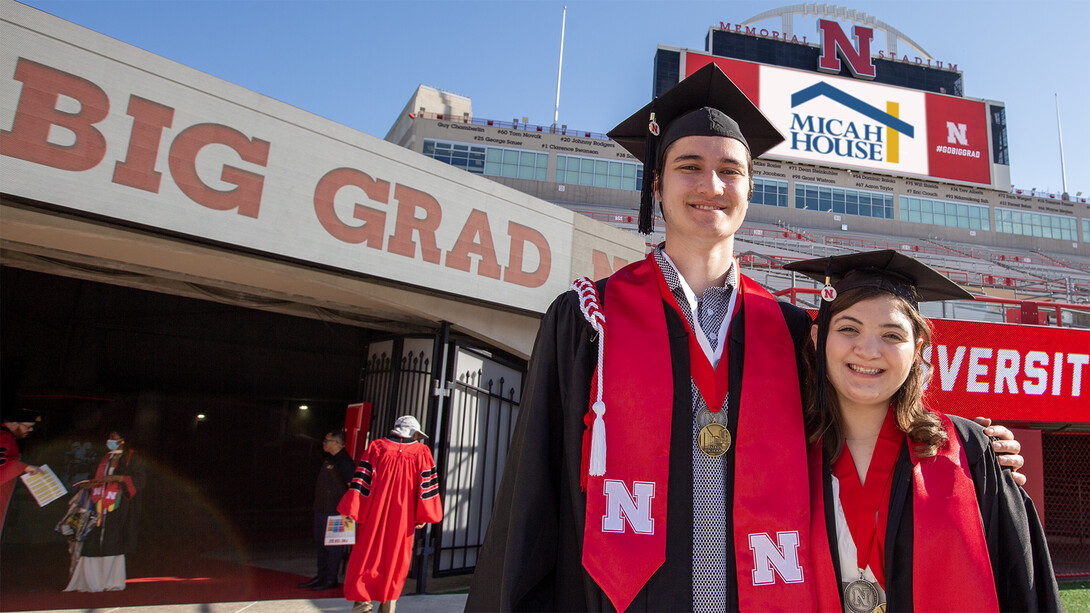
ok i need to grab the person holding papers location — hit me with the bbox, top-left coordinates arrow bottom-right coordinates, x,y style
1,407 -> 42,538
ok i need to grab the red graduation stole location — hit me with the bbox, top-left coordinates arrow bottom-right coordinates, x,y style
809,411 -> 999,612
581,253 -> 838,612
911,412 -> 998,612
830,407 -> 901,588
91,450 -> 136,526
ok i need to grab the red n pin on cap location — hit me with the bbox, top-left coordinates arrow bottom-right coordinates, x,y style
648,112 -> 660,136
821,274 -> 837,302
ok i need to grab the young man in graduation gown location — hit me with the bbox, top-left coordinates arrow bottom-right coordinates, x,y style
338,415 -> 443,613
465,64 -> 1026,613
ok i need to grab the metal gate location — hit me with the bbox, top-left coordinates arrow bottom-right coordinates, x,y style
433,342 -> 522,576
357,326 -> 524,585
359,336 -> 437,444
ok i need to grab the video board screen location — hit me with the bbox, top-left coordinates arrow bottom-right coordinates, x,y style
683,52 -> 994,187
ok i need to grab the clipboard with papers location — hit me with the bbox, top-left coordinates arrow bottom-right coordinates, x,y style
20,464 -> 67,507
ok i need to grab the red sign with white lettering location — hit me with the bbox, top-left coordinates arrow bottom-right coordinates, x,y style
924,94 -> 991,185
924,319 -> 1089,424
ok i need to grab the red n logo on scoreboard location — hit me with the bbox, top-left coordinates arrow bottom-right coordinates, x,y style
817,19 -> 876,79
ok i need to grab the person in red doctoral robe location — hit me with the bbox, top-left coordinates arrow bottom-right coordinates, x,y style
0,407 -> 42,538
338,415 -> 443,613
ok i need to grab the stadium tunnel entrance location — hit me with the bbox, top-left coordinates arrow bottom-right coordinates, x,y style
0,194 -> 548,590
0,5 -> 643,591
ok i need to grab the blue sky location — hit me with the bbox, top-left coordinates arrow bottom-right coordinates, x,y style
11,0 -> 1089,198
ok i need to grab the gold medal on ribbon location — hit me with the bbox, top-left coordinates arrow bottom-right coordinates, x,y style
697,418 -> 731,457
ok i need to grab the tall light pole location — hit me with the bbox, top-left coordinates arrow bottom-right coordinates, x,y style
553,6 -> 567,131
1056,93 -> 1068,198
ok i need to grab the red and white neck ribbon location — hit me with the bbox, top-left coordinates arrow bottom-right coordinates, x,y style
571,277 -> 608,482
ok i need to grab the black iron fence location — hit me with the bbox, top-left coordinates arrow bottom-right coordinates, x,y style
433,345 -> 521,576
358,338 -> 435,445
1042,430 -> 1090,578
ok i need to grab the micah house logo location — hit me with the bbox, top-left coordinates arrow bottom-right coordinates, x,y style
788,82 -> 915,164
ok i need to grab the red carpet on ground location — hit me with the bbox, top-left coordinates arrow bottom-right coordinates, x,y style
0,542 -> 341,611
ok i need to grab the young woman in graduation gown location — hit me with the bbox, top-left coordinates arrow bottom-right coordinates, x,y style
65,430 -> 146,592
788,251 -> 1061,612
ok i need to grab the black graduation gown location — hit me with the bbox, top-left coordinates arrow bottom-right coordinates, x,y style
81,450 -> 146,557
819,416 -> 1062,612
466,279 -> 813,612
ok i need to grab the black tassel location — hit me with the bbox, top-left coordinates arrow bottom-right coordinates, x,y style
814,304 -> 832,416
638,106 -> 659,235
638,181 -> 654,235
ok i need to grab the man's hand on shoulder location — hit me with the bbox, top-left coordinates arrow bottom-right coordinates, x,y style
974,417 -> 1026,487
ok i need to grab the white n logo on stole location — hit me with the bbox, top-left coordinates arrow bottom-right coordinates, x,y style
748,531 -> 805,585
602,479 -> 656,534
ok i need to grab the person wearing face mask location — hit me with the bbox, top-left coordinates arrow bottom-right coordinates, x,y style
65,430 -> 146,592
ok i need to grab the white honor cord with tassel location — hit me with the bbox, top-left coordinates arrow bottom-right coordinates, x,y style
571,277 -> 607,477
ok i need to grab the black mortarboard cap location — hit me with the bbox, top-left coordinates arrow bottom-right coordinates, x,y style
783,249 -> 975,308
607,62 -> 785,234
784,250 -> 974,417
1,406 -> 42,424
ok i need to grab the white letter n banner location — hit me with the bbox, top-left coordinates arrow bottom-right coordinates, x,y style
601,479 -> 656,534
749,531 -> 805,585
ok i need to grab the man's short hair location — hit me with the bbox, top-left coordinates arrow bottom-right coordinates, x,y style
326,430 -> 346,445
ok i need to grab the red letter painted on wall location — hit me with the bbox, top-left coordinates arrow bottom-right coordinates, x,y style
387,184 -> 442,265
0,57 -> 109,171
445,209 -> 502,279
592,250 -> 629,280
168,123 -> 270,218
504,221 -> 551,288
313,167 -> 390,247
112,95 -> 175,193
